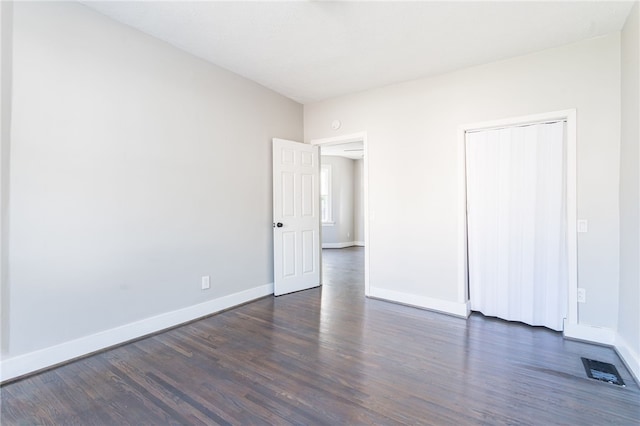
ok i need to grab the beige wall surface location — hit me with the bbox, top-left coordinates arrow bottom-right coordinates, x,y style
4,0 -> 634,379
6,2 -> 302,357
618,2 -> 640,367
305,34 -> 622,329
1,1 -> 14,355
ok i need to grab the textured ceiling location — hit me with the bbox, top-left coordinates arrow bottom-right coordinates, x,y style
82,1 -> 635,104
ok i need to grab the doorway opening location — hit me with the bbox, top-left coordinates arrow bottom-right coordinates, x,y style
458,110 -> 577,332
311,133 -> 369,297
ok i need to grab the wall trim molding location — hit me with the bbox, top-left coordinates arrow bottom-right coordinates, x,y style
369,287 -> 470,318
564,322 -> 639,385
563,322 -> 616,345
615,332 -> 640,384
353,241 -> 365,246
0,283 -> 274,383
322,241 -> 359,249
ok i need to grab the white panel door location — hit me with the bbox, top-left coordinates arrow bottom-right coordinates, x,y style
273,138 -> 320,296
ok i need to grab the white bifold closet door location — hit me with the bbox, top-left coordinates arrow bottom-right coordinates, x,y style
466,121 -> 567,331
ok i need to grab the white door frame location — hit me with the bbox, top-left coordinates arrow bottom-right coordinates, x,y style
310,132 -> 370,297
457,109 -> 578,329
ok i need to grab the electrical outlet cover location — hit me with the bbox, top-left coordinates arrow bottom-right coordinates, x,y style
201,276 -> 210,290
577,288 -> 586,303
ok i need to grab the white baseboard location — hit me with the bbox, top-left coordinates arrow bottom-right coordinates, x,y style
615,332 -> 640,384
563,322 -> 616,345
369,287 -> 469,318
322,241 -> 358,249
354,241 -> 365,246
563,322 -> 639,385
0,283 -> 274,383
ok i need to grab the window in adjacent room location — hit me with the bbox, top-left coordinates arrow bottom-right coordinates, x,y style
320,164 -> 333,224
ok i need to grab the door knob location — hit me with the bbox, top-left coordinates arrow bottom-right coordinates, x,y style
276,222 -> 283,228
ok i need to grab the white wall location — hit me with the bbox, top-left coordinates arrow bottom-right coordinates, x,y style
321,155 -> 354,247
1,0 -> 13,355
618,2 -> 640,379
3,1 -> 302,376
353,159 -> 365,244
305,34 -> 621,328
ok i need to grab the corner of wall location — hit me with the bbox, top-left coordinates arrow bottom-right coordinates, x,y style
616,0 -> 640,386
615,331 -> 640,384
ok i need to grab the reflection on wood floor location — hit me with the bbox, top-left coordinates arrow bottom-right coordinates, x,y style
2,246 -> 639,424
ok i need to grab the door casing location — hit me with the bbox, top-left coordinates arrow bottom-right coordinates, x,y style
458,110 -> 577,328
311,132 -> 370,297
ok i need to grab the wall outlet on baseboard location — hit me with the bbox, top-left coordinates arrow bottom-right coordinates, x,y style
201,276 -> 210,290
577,288 -> 586,303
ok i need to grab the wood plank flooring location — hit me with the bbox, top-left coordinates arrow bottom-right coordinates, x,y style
2,246 -> 639,425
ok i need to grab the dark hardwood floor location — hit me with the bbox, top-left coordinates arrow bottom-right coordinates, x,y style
2,246 -> 639,425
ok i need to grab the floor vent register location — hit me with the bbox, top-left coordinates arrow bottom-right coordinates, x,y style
581,357 -> 625,387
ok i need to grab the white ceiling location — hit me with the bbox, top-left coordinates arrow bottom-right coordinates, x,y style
82,1 -> 635,104
321,141 -> 364,160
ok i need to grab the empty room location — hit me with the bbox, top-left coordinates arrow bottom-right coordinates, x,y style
1,1 -> 639,424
